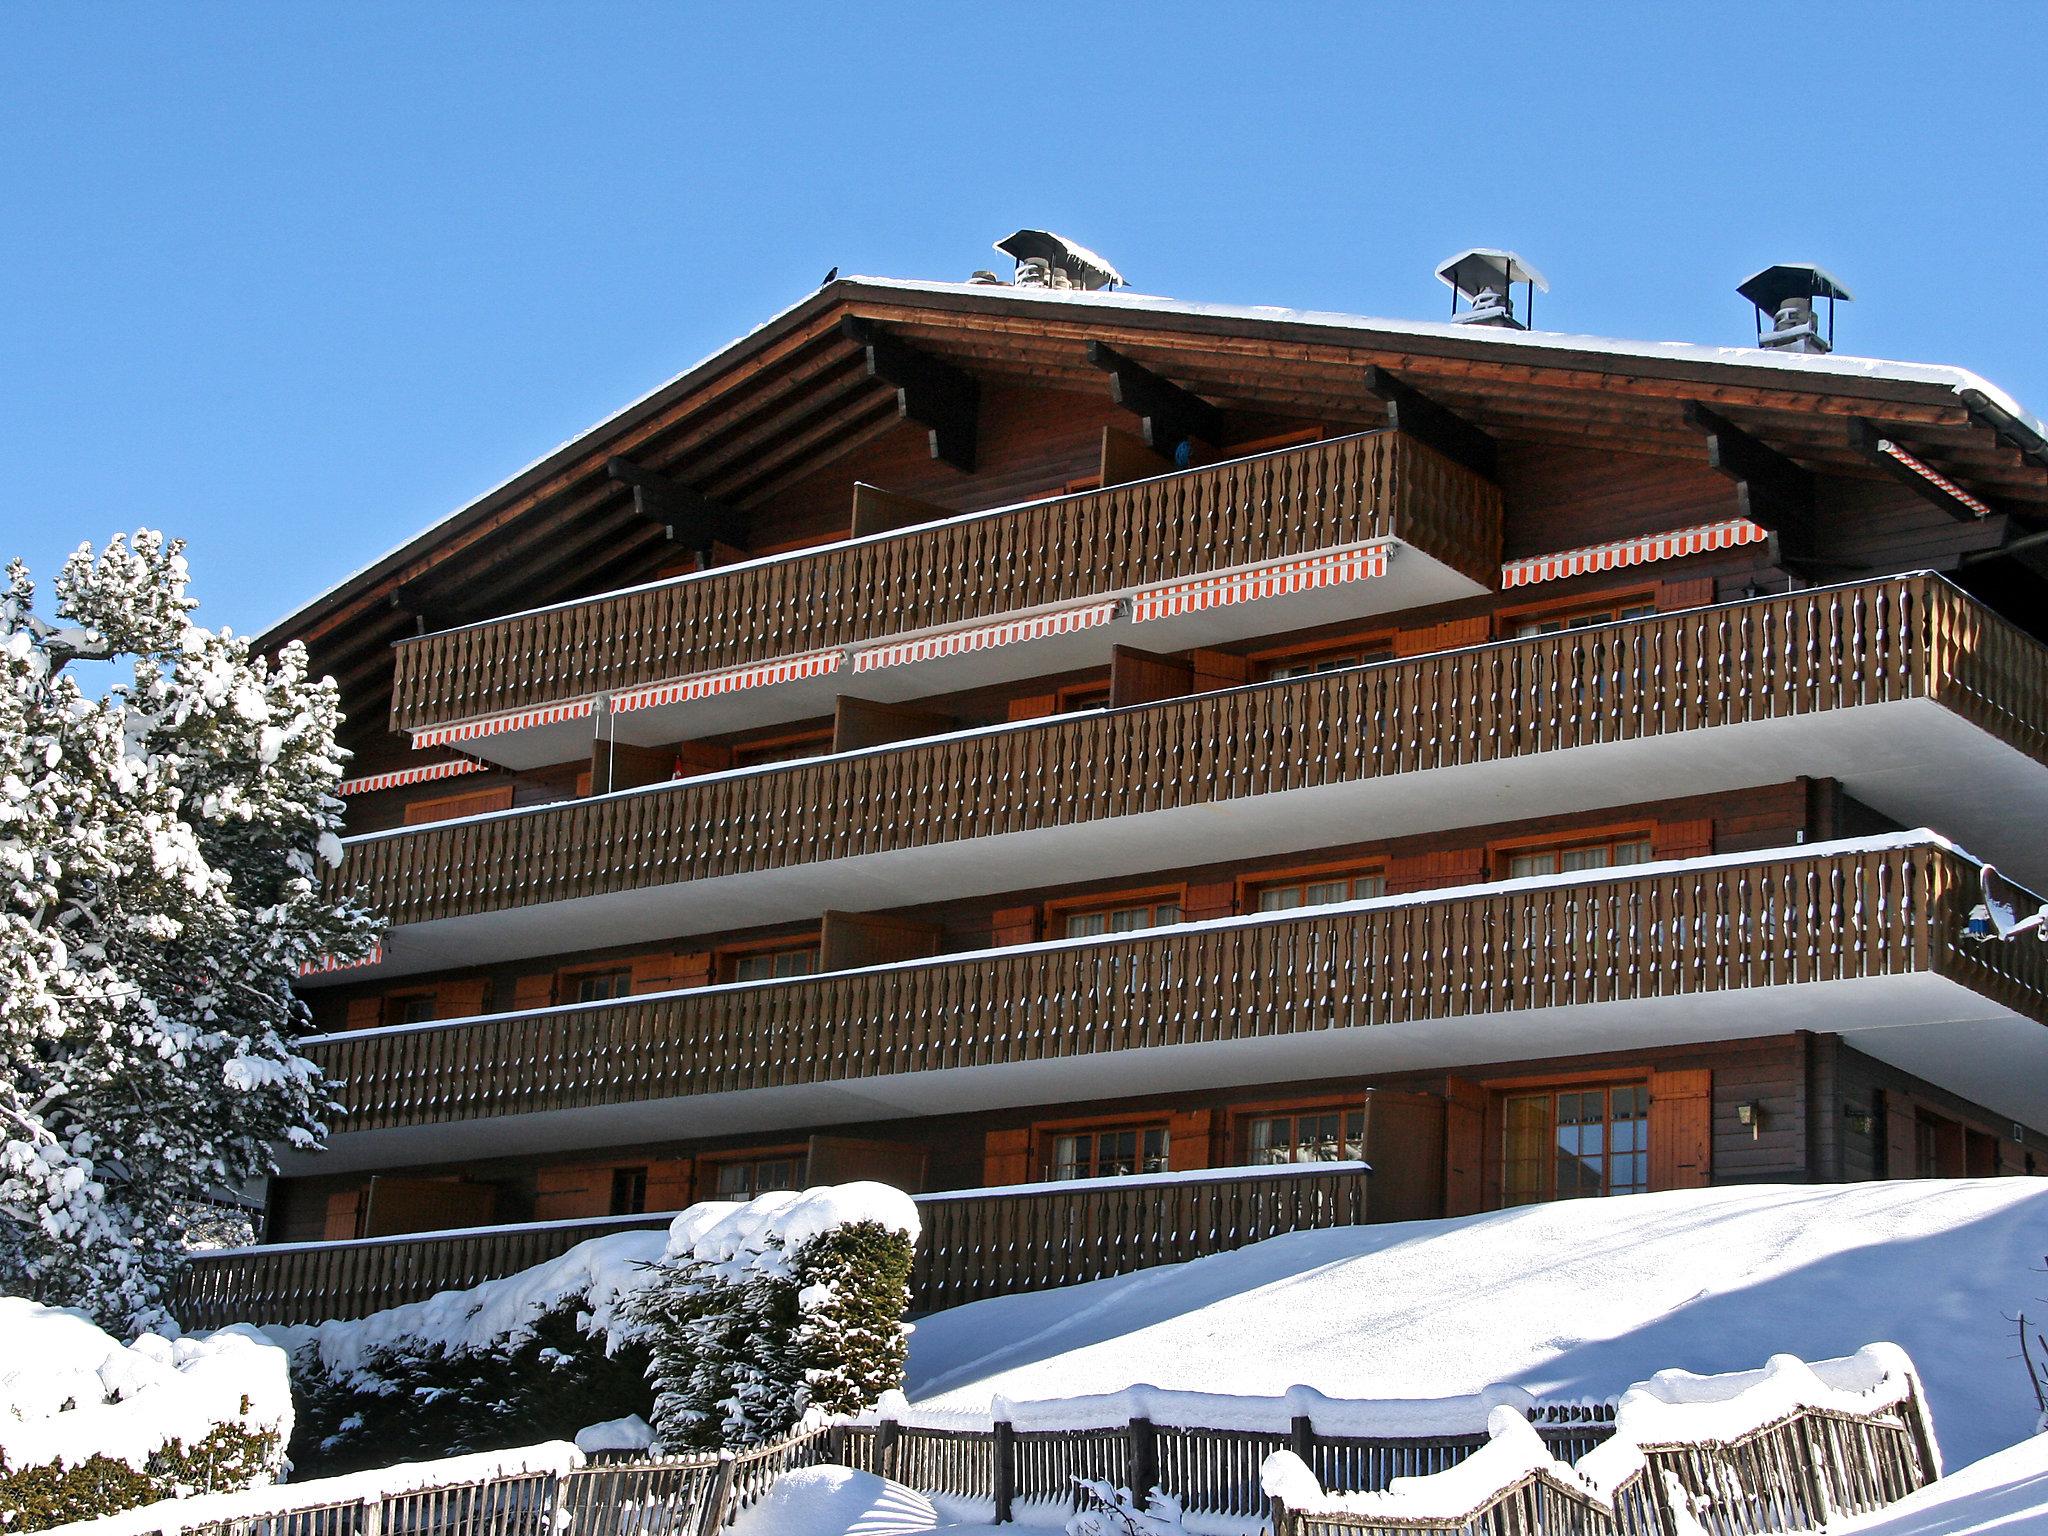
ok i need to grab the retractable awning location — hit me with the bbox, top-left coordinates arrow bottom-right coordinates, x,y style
1501,519 -> 1769,590
849,600 -> 1120,674
338,759 -> 488,797
1132,543 -> 1392,624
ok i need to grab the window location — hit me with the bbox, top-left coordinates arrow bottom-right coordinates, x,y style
383,993 -> 436,1026
1252,871 -> 1387,912
1258,634 -> 1393,683
1063,900 -> 1182,939
1060,680 -> 1113,712
1048,1126 -> 1169,1181
731,729 -> 832,769
1502,835 -> 1654,880
565,969 -> 633,1004
731,946 -> 818,983
1245,1108 -> 1365,1165
1511,600 -> 1657,638
609,1166 -> 648,1216
1501,1084 -> 1649,1206
711,1151 -> 807,1200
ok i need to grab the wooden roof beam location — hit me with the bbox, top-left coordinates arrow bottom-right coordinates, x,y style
840,316 -> 979,473
1361,366 -> 1497,479
605,457 -> 747,558
1683,401 -> 1821,573
1086,340 -> 1223,463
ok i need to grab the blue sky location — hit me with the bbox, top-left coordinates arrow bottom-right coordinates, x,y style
4,4 -> 2043,637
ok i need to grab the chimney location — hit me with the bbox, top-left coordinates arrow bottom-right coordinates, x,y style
988,230 -> 1126,292
1436,249 -> 1548,329
1738,263 -> 1853,354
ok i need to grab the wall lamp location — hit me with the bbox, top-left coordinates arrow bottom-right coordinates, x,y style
1735,1100 -> 1767,1140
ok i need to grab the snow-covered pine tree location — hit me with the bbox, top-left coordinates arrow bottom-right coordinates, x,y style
0,531 -> 379,1333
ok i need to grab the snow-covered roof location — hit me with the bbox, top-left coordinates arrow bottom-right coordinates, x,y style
261,274 -> 2047,647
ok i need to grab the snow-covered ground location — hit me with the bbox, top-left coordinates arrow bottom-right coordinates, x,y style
906,1180 -> 2048,1470
1830,1431 -> 2048,1535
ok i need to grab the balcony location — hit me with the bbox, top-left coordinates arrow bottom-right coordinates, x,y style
172,1163 -> 1372,1329
387,430 -> 1503,766
323,576 -> 2048,979
298,836 -> 2048,1174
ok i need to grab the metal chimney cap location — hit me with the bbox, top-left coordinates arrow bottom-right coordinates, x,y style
1737,263 -> 1854,311
1435,248 -> 1551,298
995,230 -> 1126,290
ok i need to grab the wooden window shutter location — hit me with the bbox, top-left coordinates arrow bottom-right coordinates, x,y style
1882,1089 -> 1919,1179
344,996 -> 384,1032
435,977 -> 489,1019
1652,819 -> 1713,862
1387,847 -> 1484,894
322,1187 -> 364,1241
983,1128 -> 1031,1186
1649,1068 -> 1713,1189
1189,649 -> 1252,691
990,906 -> 1041,946
1166,1109 -> 1214,1171
671,951 -> 714,990
1006,695 -> 1059,722
1182,880 -> 1235,924
404,784 -> 514,826
646,1157 -> 695,1211
533,1165 -> 608,1222
630,951 -> 678,994
1656,577 -> 1716,612
511,973 -> 556,1012
1393,616 -> 1490,658
1441,1077 -> 1488,1218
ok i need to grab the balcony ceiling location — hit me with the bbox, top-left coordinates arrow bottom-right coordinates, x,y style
268,280 -> 2048,747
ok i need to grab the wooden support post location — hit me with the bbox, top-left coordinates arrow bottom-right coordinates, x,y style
849,482 -> 947,538
991,1417 -> 1016,1525
842,317 -> 980,472
1087,339 -> 1222,462
1682,402 -> 1820,572
1127,1416 -> 1158,1503
1362,366 -> 1498,480
606,457 -> 747,560
695,1452 -> 737,1536
877,1418 -> 902,1485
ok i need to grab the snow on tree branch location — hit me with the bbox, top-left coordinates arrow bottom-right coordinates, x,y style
0,531 -> 381,1334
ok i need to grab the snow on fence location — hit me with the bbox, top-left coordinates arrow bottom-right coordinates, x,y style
1264,1346 -> 1939,1536
38,1425 -> 833,1536
828,1383 -> 1618,1527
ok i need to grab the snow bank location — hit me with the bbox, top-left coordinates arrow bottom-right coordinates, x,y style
906,1181 -> 2048,1468
274,1226 -> 668,1382
0,1298 -> 291,1477
1827,1430 -> 2048,1536
726,1464 -> 939,1536
36,1442 -> 584,1536
277,1183 -> 920,1385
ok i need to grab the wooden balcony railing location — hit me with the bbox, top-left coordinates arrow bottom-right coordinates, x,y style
333,576 -> 2048,932
304,839 -> 2048,1137
387,429 -> 1502,735
171,1164 -> 1371,1330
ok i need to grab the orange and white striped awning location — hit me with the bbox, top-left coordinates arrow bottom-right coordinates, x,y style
412,697 -> 595,749
1876,438 -> 1994,519
611,648 -> 844,714
1500,519 -> 1770,590
299,943 -> 383,978
1131,543 -> 1392,624
337,758 -> 489,797
850,600 -> 1120,674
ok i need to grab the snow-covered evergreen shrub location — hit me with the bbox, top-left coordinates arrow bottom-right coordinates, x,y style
619,1185 -> 919,1450
0,1299 -> 290,1531
1066,1479 -> 1188,1536
287,1302 -> 651,1478
0,533 -> 379,1332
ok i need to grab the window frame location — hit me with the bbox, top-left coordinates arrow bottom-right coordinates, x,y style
716,934 -> 824,985
382,992 -> 437,1027
700,1145 -> 810,1201
1486,823 -> 1657,882
1228,1093 -> 1370,1167
1239,859 -> 1389,916
1045,884 -> 1188,941
555,966 -> 635,1005
1493,1077 -> 1652,1208
1248,626 -> 1396,683
1498,587 -> 1659,639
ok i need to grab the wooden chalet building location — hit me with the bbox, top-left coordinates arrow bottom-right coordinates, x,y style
178,243 -> 2048,1328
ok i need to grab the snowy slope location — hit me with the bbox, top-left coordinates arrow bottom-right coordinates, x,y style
1831,1431 -> 2048,1535
905,1181 -> 2048,1469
